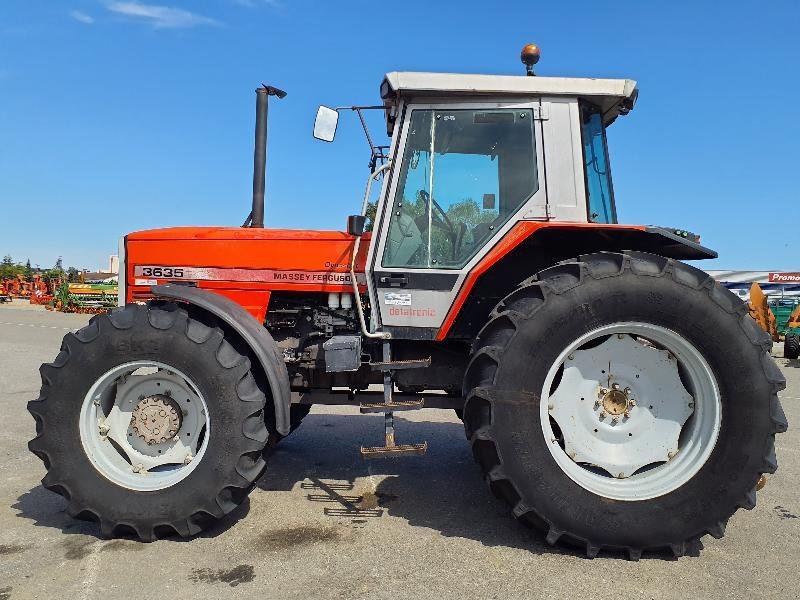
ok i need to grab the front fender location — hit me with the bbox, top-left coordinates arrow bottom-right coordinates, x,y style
152,284 -> 291,436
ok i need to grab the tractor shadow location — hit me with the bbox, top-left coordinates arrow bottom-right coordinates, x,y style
259,408 -> 680,561
13,408 -> 682,560
13,485 -> 250,542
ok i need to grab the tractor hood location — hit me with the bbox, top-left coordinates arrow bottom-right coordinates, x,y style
123,227 -> 369,319
126,226 -> 368,273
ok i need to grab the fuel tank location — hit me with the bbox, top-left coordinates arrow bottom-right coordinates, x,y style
124,227 -> 369,321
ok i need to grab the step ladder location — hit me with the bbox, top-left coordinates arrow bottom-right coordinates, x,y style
359,342 -> 428,459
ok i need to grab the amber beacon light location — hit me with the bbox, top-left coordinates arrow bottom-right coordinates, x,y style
520,43 -> 541,76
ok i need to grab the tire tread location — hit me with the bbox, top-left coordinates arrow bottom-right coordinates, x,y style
27,303 -> 270,541
462,251 -> 788,559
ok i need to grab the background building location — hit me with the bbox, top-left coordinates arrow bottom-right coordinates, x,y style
709,271 -> 800,301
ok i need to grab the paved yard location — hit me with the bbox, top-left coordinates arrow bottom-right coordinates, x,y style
1,300 -> 798,599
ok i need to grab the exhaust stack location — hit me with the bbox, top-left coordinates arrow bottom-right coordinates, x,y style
249,84 -> 286,228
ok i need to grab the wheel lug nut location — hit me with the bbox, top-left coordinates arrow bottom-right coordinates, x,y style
624,387 -> 631,394
612,383 -> 620,390
629,399 -> 636,406
611,418 -> 618,425
599,412 -> 606,420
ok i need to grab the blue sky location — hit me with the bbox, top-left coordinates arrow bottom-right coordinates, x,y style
1,0 -> 797,271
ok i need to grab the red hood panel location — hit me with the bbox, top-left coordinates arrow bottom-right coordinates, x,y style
125,227 -> 371,320
128,226 -> 359,243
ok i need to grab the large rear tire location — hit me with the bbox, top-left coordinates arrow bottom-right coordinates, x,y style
463,252 -> 787,559
28,303 -> 271,541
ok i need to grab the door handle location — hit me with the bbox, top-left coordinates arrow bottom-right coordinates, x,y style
379,274 -> 408,287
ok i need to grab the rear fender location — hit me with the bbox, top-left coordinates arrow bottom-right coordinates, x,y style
440,223 -> 717,341
152,284 -> 291,436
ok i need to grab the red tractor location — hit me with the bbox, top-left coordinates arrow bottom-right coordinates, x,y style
0,281 -> 12,303
29,46 -> 786,558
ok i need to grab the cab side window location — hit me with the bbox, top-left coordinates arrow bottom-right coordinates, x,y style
580,103 -> 617,224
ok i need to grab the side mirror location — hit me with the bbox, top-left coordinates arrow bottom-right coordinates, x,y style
347,215 -> 366,237
313,106 -> 339,142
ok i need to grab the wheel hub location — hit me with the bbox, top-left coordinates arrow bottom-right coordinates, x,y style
131,394 -> 183,445
549,333 -> 695,479
601,387 -> 630,416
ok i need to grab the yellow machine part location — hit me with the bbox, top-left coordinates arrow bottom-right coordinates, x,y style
788,304 -> 800,329
68,284 -> 110,296
748,283 -> 779,341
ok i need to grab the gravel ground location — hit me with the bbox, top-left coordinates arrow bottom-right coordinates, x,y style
1,300 -> 798,599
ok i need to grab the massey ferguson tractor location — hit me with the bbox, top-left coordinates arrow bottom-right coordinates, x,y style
29,46 -> 787,559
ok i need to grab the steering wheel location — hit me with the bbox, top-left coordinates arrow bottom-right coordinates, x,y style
417,190 -> 456,238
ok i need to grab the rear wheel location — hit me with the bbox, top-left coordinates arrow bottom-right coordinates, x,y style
463,252 -> 787,558
28,303 -> 270,541
785,333 -> 800,359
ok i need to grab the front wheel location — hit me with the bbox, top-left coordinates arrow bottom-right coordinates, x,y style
28,303 -> 271,540
463,252 -> 787,558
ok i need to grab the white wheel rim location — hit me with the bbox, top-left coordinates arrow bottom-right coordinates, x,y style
540,322 -> 721,501
79,361 -> 210,491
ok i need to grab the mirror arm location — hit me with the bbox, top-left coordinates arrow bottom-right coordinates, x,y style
355,108 -> 377,160
330,105 -> 389,171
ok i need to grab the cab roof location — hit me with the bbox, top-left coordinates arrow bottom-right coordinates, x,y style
381,71 -> 638,124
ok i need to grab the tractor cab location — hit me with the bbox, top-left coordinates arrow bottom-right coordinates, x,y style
315,58 -> 639,338
375,70 -> 636,253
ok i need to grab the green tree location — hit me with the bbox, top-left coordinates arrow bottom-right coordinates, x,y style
54,281 -> 73,311
24,259 -> 33,282
0,256 -> 24,281
42,268 -> 64,286
364,201 -> 377,232
67,267 -> 81,283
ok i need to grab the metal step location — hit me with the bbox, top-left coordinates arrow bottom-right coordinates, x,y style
359,399 -> 424,414
370,357 -> 431,371
360,439 -> 428,459
359,341 -> 428,459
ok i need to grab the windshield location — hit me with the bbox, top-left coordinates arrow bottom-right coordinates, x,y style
580,103 -> 616,224
382,108 -> 538,269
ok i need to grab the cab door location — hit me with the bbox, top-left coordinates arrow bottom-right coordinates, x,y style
365,100 -> 548,339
